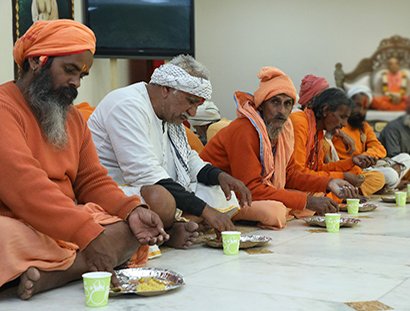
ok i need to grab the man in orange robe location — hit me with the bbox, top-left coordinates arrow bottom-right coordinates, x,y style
0,20 -> 168,299
371,57 -> 408,111
332,86 -> 388,192
201,67 -> 356,229
291,85 -> 384,197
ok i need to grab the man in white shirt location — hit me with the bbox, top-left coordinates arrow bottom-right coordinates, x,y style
88,55 -> 251,249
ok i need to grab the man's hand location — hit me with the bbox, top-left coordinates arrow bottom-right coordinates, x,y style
343,172 -> 365,189
127,206 -> 169,245
327,178 -> 359,198
306,196 -> 338,215
218,172 -> 252,207
352,154 -> 377,168
201,205 -> 235,233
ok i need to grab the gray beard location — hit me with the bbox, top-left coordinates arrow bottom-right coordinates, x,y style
266,123 -> 282,141
27,75 -> 72,149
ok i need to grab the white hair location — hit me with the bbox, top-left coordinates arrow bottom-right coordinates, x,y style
169,54 -> 210,80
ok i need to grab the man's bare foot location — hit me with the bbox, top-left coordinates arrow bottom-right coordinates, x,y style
17,266 -> 81,300
166,221 -> 199,249
17,267 -> 41,300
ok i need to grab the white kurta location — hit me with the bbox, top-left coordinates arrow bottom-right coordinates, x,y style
88,82 -> 206,197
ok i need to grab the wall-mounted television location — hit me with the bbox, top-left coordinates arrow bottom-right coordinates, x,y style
84,0 -> 194,59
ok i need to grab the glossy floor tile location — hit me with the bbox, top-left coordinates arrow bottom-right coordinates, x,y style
1,199 -> 408,310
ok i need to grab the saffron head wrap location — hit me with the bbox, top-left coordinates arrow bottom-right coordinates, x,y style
298,74 -> 329,106
254,67 -> 296,108
13,19 -> 96,68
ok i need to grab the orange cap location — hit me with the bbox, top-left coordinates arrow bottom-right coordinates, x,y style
254,67 -> 296,108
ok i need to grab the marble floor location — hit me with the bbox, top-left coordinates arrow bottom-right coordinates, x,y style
1,199 -> 410,311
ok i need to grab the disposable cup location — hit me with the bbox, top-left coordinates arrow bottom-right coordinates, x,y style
346,198 -> 360,215
221,231 -> 241,255
395,191 -> 407,207
325,213 -> 341,233
82,271 -> 112,307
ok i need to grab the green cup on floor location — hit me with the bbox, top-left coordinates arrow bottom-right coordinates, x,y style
221,231 -> 241,255
346,198 -> 360,215
325,213 -> 341,233
395,191 -> 407,207
82,271 -> 112,307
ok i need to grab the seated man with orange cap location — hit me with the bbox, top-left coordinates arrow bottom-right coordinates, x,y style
200,67 -> 357,229
0,19 -> 168,299
291,76 -> 385,198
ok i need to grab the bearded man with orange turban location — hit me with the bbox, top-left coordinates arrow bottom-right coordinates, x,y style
200,67 -> 357,229
0,19 -> 168,300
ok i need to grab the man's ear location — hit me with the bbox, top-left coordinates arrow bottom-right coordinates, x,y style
27,57 -> 40,72
161,86 -> 171,98
322,104 -> 329,117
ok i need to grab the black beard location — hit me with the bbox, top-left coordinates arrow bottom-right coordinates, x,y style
27,68 -> 78,148
348,114 -> 365,130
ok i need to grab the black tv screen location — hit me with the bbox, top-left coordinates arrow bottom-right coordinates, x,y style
84,0 -> 194,58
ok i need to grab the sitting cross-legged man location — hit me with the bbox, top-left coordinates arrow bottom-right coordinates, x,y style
88,55 -> 252,247
330,86 -> 388,192
0,20 -> 168,300
291,77 -> 384,199
200,67 -> 357,229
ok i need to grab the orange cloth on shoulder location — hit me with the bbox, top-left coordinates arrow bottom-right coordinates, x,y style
185,126 -> 204,153
75,102 -> 96,122
13,19 -> 96,68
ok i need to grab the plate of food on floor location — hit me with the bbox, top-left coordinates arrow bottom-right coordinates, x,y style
110,267 -> 184,297
205,234 -> 272,249
339,202 -> 378,212
303,216 -> 361,228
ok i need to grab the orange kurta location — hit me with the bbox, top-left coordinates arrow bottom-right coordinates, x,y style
200,118 -> 330,211
331,122 -> 386,196
0,82 -> 141,249
332,122 -> 387,160
290,111 -> 355,179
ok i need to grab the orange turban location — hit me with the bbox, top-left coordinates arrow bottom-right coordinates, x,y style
254,67 -> 296,108
298,74 -> 329,106
13,19 -> 96,68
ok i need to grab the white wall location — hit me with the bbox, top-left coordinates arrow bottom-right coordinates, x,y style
1,1 -> 410,116
195,0 -> 410,119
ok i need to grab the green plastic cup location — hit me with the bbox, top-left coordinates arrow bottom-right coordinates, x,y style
395,191 -> 407,207
325,213 -> 341,233
346,198 -> 360,215
82,271 -> 112,307
221,231 -> 241,255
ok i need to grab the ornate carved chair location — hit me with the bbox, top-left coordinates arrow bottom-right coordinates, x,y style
334,35 -> 410,134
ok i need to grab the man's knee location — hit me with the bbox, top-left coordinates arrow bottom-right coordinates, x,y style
259,202 -> 287,227
140,185 -> 176,228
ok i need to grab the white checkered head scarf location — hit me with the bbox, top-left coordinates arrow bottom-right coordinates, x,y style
150,63 -> 212,100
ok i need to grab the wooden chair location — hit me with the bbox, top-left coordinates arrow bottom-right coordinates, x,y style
334,35 -> 410,135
